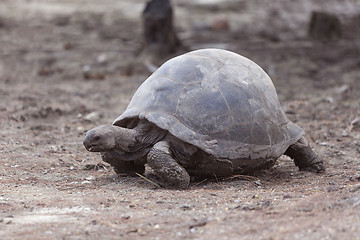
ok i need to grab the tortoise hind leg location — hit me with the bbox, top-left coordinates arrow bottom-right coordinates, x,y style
284,136 -> 325,173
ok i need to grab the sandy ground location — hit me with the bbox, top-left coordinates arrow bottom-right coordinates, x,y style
1,0 -> 360,239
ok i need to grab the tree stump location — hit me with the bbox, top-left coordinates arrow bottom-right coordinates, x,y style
308,11 -> 342,40
142,0 -> 181,58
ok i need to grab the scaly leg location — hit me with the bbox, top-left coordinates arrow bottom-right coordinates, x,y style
147,141 -> 190,189
285,136 -> 325,173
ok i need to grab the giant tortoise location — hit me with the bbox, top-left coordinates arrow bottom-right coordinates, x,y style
83,48 -> 324,189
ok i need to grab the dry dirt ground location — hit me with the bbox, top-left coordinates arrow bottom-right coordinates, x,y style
1,0 -> 360,239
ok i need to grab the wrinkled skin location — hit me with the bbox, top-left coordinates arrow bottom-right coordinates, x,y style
83,125 -> 137,152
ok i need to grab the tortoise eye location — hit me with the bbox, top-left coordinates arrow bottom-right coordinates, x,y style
93,136 -> 101,141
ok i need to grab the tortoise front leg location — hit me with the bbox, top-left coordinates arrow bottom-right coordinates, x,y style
147,141 -> 190,189
285,136 -> 325,173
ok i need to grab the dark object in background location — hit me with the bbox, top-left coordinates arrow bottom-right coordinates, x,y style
309,11 -> 342,40
142,0 -> 181,57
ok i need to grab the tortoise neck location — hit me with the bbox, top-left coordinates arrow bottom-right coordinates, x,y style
111,125 -> 137,152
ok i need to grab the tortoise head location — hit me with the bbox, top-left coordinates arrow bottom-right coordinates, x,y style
83,124 -> 137,152
83,125 -> 117,152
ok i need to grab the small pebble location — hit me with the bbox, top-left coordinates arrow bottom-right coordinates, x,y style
349,175 -> 360,181
82,65 -> 91,72
85,176 -> 95,181
349,184 -> 360,193
84,112 -> 101,122
96,54 -> 107,64
327,186 -> 338,192
180,204 -> 192,210
254,180 -> 261,186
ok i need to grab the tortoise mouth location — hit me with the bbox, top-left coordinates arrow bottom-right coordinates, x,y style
86,144 -> 107,152
83,141 -> 105,152
86,145 -> 96,152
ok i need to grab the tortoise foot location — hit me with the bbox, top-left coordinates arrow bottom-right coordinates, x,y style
299,161 -> 325,173
285,136 -> 325,173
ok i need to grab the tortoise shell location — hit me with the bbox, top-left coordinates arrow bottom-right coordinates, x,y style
114,49 -> 303,160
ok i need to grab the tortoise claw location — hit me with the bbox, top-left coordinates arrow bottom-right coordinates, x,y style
299,161 -> 325,173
